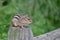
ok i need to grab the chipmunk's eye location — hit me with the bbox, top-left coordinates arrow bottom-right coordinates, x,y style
28,19 -> 30,20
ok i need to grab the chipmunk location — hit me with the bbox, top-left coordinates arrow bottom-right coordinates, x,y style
11,14 -> 32,28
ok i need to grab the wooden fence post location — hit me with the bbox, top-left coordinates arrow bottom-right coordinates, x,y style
8,26 -> 33,40
34,28 -> 60,40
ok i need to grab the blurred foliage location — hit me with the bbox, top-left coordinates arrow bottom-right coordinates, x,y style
0,0 -> 60,40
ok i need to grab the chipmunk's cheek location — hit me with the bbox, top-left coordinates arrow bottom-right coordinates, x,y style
28,22 -> 31,24
29,20 -> 32,23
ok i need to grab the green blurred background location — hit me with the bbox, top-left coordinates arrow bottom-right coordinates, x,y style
0,0 -> 60,40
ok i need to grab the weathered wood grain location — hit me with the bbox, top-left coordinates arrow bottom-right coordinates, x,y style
8,26 -> 60,40
34,28 -> 60,40
8,26 -> 33,40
